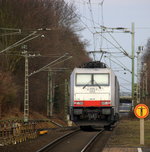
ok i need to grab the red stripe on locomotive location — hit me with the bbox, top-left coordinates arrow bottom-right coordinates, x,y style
74,100 -> 111,107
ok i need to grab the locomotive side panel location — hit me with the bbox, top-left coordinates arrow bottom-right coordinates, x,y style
110,72 -> 119,113
115,76 -> 120,114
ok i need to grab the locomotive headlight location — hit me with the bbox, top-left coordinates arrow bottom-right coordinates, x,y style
75,101 -> 83,105
101,102 -> 109,105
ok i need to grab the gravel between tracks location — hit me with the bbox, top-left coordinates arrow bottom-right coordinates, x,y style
0,128 -> 76,152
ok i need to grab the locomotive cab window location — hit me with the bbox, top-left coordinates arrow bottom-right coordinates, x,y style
76,74 -> 92,85
93,74 -> 109,85
76,73 -> 109,86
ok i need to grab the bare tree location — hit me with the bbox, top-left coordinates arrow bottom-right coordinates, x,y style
142,38 -> 150,106
0,0 -> 90,117
0,71 -> 18,118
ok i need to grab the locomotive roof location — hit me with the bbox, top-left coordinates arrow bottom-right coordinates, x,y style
79,61 -> 107,68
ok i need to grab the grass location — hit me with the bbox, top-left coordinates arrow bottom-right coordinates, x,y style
108,119 -> 150,147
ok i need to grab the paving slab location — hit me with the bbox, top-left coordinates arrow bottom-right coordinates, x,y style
103,147 -> 138,152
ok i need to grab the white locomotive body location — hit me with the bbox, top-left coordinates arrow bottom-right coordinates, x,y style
69,64 -> 119,128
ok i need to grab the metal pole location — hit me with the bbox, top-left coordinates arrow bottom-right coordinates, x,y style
24,49 -> 29,122
50,71 -> 53,117
65,79 -> 69,121
47,71 -> 50,117
47,70 -> 53,117
137,46 -> 142,103
140,118 -> 144,145
131,23 -> 135,104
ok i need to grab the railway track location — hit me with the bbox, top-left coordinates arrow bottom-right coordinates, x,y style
36,128 -> 110,152
36,129 -> 80,152
80,129 -> 104,152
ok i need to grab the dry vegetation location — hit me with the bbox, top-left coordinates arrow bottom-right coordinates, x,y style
107,120 -> 150,147
0,0 -> 90,119
142,38 -> 150,106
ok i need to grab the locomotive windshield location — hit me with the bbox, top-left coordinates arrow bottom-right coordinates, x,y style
76,73 -> 109,86
76,74 -> 92,85
93,74 -> 109,85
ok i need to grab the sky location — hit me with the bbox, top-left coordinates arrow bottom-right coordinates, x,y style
65,0 -> 150,94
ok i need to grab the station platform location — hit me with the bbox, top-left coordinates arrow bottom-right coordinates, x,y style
103,147 -> 141,152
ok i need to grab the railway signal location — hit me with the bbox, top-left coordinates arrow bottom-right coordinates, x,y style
134,104 -> 149,145
134,104 -> 149,119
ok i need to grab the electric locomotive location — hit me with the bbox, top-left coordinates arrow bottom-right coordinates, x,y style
69,61 -> 120,129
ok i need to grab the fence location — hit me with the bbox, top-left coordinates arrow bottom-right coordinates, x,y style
0,119 -> 58,146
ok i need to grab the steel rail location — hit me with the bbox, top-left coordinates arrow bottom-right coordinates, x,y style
36,129 -> 80,152
80,129 -> 105,152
